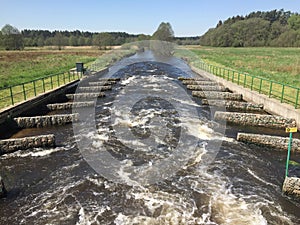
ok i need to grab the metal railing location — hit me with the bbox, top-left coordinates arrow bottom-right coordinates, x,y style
0,71 -> 83,110
195,61 -> 300,109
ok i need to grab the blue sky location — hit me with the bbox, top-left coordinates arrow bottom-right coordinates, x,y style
0,0 -> 299,36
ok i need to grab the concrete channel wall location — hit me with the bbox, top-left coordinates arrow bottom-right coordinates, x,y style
0,134 -> 55,155
191,66 -> 300,128
0,68 -> 108,125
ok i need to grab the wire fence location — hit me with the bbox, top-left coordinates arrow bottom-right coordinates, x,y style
0,71 -> 83,110
194,61 -> 300,109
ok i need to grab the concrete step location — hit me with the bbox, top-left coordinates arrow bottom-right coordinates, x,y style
89,81 -> 116,86
182,80 -> 218,85
237,132 -> 300,151
79,86 -> 112,92
178,77 -> 209,81
98,78 -> 120,81
187,85 -> 227,91
215,111 -> 296,128
192,91 -> 243,100
66,92 -> 105,100
202,100 -> 264,111
283,177 -> 300,199
14,114 -> 78,128
0,134 -> 55,155
47,101 -> 95,110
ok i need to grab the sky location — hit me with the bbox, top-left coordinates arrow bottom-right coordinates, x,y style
0,0 -> 300,37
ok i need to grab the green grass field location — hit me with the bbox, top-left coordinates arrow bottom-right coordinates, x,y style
187,46 -> 300,88
0,46 -> 104,88
176,46 -> 300,108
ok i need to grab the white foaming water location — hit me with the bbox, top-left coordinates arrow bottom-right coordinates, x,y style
115,188 -> 204,225
247,169 -> 278,188
120,76 -> 136,85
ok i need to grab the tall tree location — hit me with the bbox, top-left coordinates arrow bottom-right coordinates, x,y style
93,32 -> 114,49
1,24 -> 24,50
152,22 -> 174,42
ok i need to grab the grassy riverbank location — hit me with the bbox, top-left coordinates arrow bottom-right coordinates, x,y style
0,46 -> 105,88
186,46 -> 300,88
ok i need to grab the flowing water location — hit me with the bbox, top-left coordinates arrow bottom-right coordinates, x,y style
0,51 -> 300,225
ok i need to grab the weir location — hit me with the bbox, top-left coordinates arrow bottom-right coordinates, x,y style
66,92 -> 105,100
47,101 -> 95,110
282,177 -> 300,198
89,81 -> 116,86
14,114 -> 78,128
182,80 -> 219,85
237,133 -> 300,152
79,86 -> 112,92
215,111 -> 296,128
0,134 -> 55,155
192,91 -> 243,100
202,99 -> 264,111
186,85 -> 227,91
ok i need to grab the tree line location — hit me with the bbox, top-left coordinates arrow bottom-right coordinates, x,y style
0,22 -> 199,50
199,9 -> 300,47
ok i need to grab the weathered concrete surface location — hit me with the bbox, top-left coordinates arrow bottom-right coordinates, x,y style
14,114 -> 78,128
282,177 -> 300,198
0,134 -> 56,155
66,92 -> 105,100
187,85 -> 227,92
202,100 -> 264,111
215,112 -> 296,128
89,81 -> 116,86
191,66 -> 300,129
0,80 -> 79,125
79,86 -> 112,92
192,91 -> 243,101
178,77 -> 209,81
182,80 -> 218,86
47,101 -> 95,110
0,176 -> 7,198
237,133 -> 300,152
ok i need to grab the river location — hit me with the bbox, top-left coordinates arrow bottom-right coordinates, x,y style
0,51 -> 299,225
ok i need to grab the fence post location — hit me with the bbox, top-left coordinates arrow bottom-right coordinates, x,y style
281,85 -> 285,103
63,72 -> 66,84
50,76 -> 53,89
243,74 -> 247,87
237,73 -> 240,85
33,81 -> 37,96
9,86 -> 14,105
251,76 -> 254,90
259,79 -> 263,94
295,89 -> 300,109
57,74 -> 60,87
22,84 -> 26,100
68,71 -> 71,82
42,78 -> 45,92
269,81 -> 273,97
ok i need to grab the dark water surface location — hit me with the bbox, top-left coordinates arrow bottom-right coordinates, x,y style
0,51 -> 300,225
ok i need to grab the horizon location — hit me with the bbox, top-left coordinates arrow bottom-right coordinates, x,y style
0,0 -> 300,37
